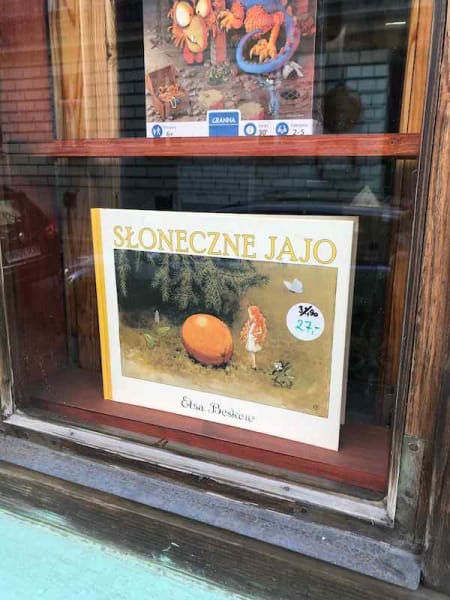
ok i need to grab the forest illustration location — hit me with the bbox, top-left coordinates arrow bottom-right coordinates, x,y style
114,248 -> 337,416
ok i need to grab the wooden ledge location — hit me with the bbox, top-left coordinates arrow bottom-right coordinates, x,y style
30,367 -> 390,493
14,133 -> 420,158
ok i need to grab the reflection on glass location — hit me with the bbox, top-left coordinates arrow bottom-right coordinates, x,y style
0,0 -> 416,146
1,156 -> 414,428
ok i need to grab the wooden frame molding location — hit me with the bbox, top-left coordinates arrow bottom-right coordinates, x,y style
385,0 -> 448,525
424,356 -> 450,591
420,4 -> 450,592
406,0 -> 450,452
401,0 -> 450,559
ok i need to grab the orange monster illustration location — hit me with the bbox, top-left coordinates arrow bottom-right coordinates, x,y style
169,0 -> 219,64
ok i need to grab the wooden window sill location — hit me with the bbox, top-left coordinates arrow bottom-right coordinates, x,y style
29,367 -> 390,493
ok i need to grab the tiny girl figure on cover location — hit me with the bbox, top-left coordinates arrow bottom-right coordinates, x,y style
240,305 -> 267,370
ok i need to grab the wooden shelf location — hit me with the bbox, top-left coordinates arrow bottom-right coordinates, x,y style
31,367 -> 390,493
16,133 -> 420,158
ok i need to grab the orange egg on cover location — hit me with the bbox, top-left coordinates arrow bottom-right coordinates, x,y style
181,314 -> 233,366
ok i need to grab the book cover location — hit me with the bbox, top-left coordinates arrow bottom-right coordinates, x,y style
92,210 -> 357,450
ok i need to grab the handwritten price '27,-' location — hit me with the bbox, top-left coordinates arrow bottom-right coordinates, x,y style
296,305 -> 321,336
295,319 -> 321,334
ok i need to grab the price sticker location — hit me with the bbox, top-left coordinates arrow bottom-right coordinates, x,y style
286,303 -> 324,341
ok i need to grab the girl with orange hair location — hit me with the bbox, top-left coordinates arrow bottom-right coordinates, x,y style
240,305 -> 267,369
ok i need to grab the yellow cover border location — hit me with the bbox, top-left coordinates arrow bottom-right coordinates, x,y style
91,209 -> 112,400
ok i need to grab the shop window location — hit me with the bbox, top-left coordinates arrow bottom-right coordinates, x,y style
0,0 -> 436,527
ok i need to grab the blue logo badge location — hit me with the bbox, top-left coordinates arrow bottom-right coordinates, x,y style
244,123 -> 257,136
208,111 -> 240,137
152,124 -> 163,138
275,122 -> 289,136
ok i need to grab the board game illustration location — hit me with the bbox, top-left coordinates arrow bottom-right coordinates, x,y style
144,0 -> 318,138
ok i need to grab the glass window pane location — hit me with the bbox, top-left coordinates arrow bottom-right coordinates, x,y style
0,0 -> 433,496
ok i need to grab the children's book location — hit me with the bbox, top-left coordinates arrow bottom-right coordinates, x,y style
92,210 -> 357,450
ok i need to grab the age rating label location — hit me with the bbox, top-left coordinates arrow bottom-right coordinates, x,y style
286,303 -> 325,341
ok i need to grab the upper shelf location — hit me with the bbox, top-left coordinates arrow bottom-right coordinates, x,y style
15,133 -> 420,158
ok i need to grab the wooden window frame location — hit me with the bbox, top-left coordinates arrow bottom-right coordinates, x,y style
0,0 -> 449,590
